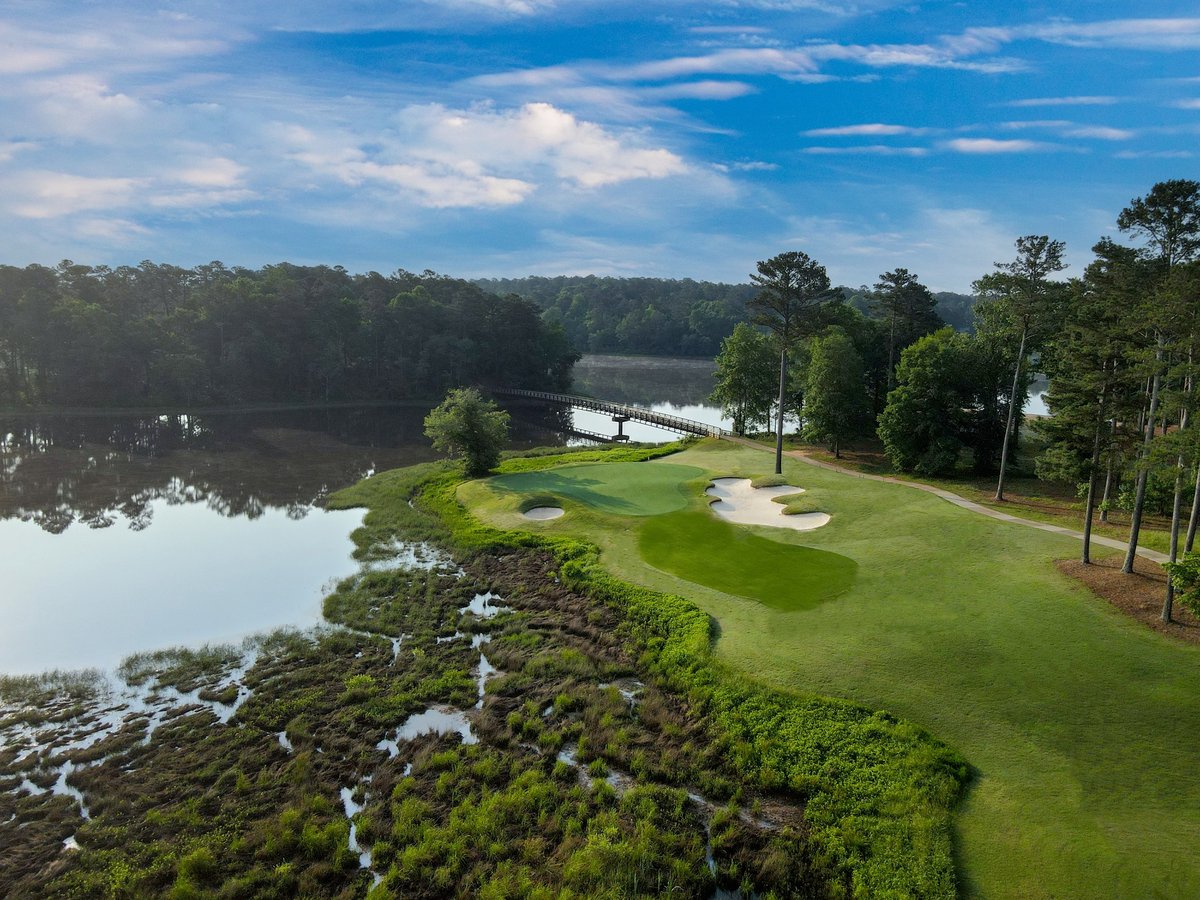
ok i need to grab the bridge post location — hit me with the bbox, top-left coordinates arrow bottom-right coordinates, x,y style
612,414 -> 631,442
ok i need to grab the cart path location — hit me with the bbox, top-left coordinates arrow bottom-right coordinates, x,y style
723,435 -> 1169,564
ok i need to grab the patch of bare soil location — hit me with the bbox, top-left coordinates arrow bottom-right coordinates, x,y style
1057,554 -> 1200,645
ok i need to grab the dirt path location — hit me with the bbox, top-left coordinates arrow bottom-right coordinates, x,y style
723,435 -> 1169,564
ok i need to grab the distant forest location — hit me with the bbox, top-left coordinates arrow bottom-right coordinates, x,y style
475,275 -> 977,356
0,262 -> 578,407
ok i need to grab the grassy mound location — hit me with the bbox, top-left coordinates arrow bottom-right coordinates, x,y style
640,510 -> 855,610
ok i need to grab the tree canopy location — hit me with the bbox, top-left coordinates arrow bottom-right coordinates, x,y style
0,262 -> 580,407
423,387 -> 510,477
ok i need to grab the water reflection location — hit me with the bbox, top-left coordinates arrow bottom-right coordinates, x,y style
572,354 -> 717,407
0,359 -> 713,676
0,405 -> 567,533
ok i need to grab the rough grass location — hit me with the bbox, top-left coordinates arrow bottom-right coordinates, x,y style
639,510 -> 856,610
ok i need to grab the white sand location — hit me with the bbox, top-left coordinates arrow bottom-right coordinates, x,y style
523,506 -> 565,520
705,478 -> 830,531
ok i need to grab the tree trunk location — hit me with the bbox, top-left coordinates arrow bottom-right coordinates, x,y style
1185,463 -> 1200,553
1165,458 -> 1184,622
995,323 -> 1028,502
1123,336 -> 1165,574
887,310 -> 897,393
774,345 -> 787,475
1082,399 -> 1108,564
1167,377 -> 1194,619
1100,419 -> 1117,523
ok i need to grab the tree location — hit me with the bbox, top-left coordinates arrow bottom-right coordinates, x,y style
802,328 -> 868,458
974,235 -> 1068,501
709,323 -> 776,435
872,268 -> 942,391
1036,240 -> 1143,563
877,328 -> 975,475
747,251 -> 836,474
1116,180 -> 1200,594
423,387 -> 510,477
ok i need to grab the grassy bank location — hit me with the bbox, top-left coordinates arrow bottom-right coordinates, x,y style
463,439 -> 1200,897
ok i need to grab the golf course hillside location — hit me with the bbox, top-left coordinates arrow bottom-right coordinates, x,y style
460,439 -> 1200,899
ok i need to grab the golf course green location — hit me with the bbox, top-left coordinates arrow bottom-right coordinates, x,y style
488,461 -> 704,516
463,439 -> 1200,898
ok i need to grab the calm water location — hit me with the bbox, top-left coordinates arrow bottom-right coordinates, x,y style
565,354 -> 729,441
1,358 -> 722,676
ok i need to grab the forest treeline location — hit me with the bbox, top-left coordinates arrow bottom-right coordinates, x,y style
475,274 -> 975,357
0,263 -> 578,407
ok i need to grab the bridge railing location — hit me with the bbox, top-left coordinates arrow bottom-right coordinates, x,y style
493,388 -> 728,438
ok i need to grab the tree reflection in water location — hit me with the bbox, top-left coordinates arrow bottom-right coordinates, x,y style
0,404 -> 571,533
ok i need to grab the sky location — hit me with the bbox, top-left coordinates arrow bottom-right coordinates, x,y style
1,1 -> 1198,292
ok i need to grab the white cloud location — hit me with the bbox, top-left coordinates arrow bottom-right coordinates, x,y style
944,138 -> 1048,153
1,155 -> 257,220
6,172 -> 146,219
175,157 -> 248,189
641,80 -> 757,100
24,76 -> 145,141
804,123 -> 924,136
1114,149 -> 1194,159
0,16 -> 234,78
280,102 -> 688,208
1062,125 -> 1134,140
74,217 -> 152,242
688,26 -> 772,35
803,144 -> 929,156
782,206 -> 1024,292
1006,95 -> 1120,107
1025,18 -> 1200,51
998,120 -> 1133,140
0,142 -> 39,164
1170,98 -> 1200,109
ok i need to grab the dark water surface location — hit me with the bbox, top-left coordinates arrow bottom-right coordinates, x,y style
0,357 -> 723,675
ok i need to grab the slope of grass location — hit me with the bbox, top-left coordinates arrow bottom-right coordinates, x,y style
466,438 -> 1200,899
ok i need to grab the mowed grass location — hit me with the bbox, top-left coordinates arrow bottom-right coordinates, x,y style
640,510 -> 856,610
462,440 -> 1200,898
487,461 -> 704,516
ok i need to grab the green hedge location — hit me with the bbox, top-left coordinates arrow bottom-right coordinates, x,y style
330,443 -> 969,898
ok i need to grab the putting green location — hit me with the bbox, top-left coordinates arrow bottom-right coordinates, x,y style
640,510 -> 856,610
487,461 -> 703,517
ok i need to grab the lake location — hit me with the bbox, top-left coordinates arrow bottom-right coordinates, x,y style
0,357 -> 723,676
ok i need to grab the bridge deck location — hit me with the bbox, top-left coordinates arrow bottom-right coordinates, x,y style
493,388 -> 727,438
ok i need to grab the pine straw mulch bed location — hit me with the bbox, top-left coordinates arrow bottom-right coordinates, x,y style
1057,553 -> 1200,645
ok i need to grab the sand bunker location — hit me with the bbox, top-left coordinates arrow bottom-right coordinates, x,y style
523,506 -> 565,520
705,478 -> 830,531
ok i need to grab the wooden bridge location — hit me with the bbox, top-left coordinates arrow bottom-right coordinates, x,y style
492,388 -> 728,440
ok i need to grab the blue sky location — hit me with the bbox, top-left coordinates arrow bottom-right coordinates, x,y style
1,1 -> 1197,291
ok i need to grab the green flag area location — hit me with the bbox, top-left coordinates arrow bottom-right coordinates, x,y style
461,439 -> 1200,898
